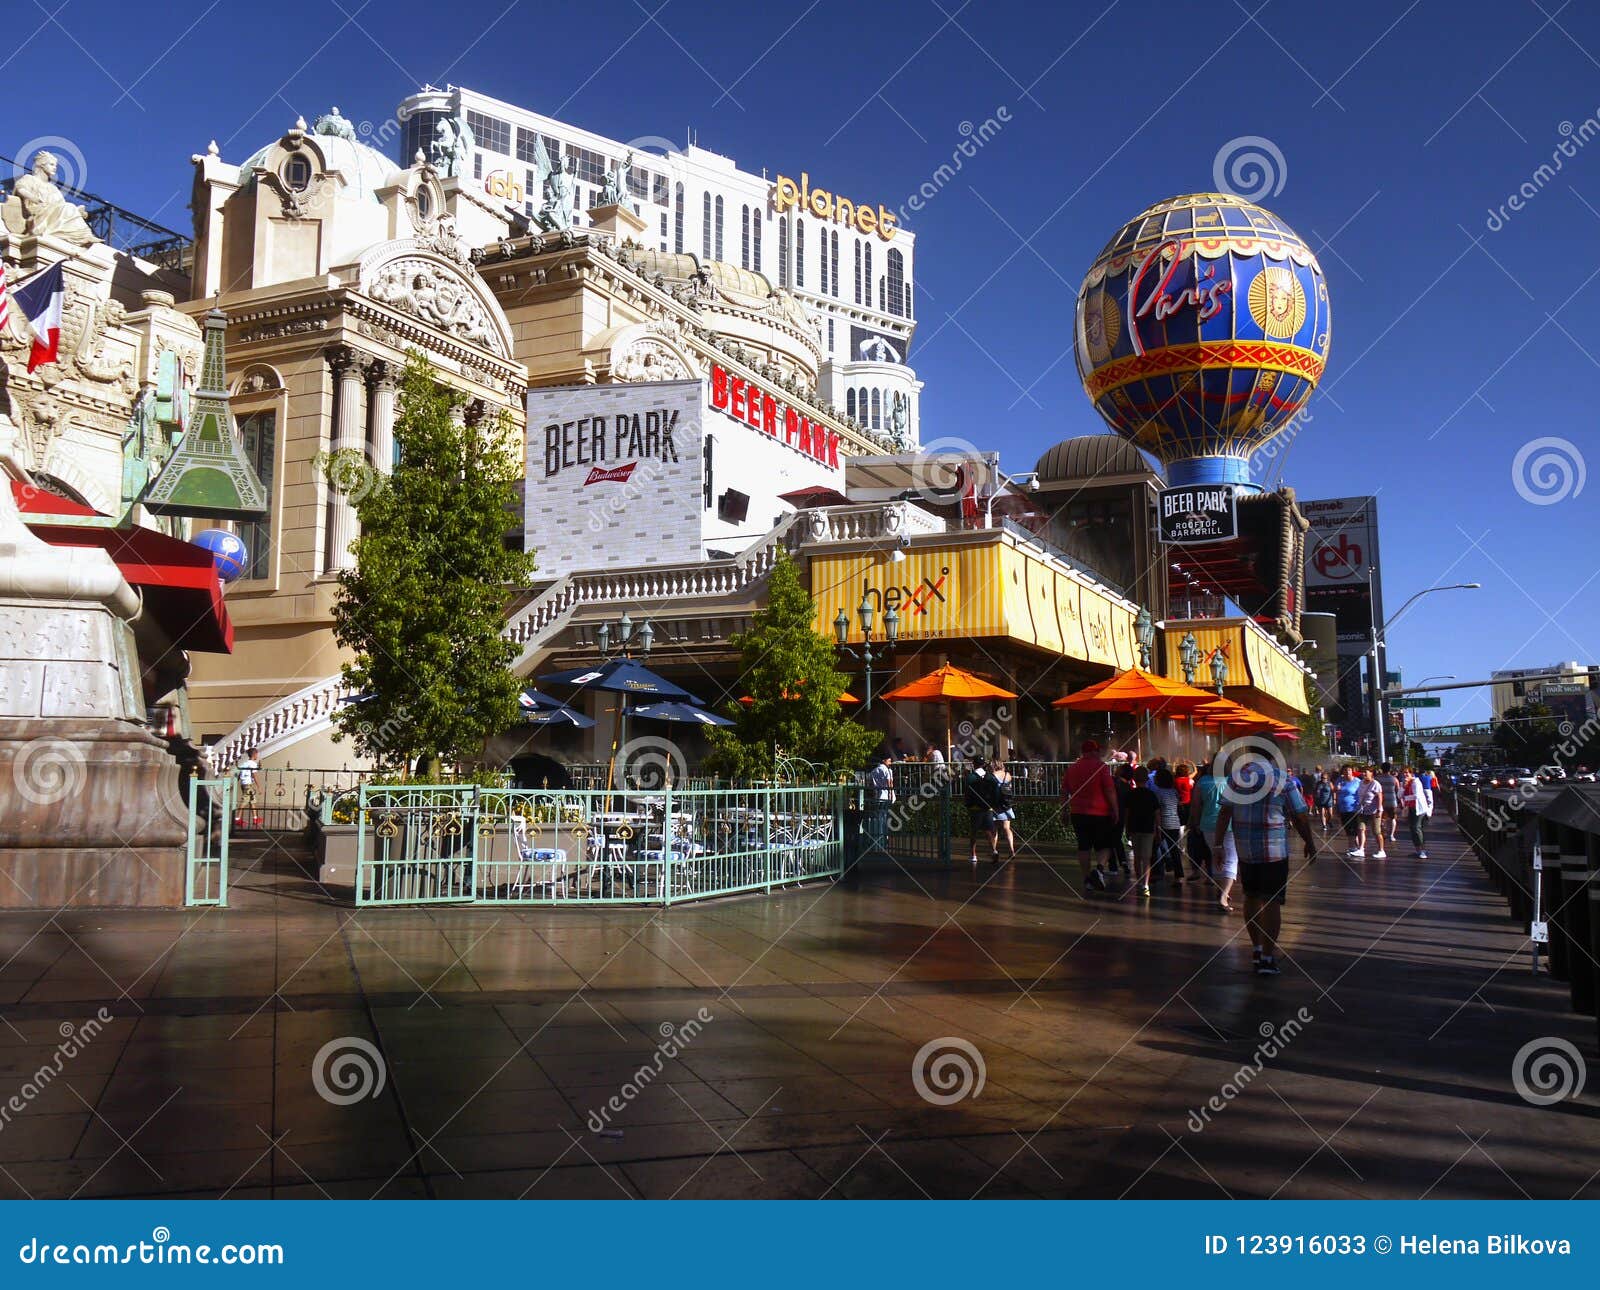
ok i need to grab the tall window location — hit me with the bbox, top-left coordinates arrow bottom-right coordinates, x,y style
465,110 -> 510,154
751,213 -> 761,272
854,241 -> 862,303
674,183 -> 684,253
830,231 -> 839,296
778,216 -> 789,286
886,248 -> 906,317
870,389 -> 881,428
847,388 -> 856,419
714,196 -> 724,260
864,244 -> 873,308
740,205 -> 750,268
237,411 -> 275,580
702,192 -> 711,259
796,220 -> 805,289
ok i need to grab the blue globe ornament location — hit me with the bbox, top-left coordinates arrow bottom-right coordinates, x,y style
192,527 -> 248,582
1076,192 -> 1332,490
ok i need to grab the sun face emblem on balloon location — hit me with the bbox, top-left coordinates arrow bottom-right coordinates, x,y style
1248,267 -> 1306,339
1082,290 -> 1121,363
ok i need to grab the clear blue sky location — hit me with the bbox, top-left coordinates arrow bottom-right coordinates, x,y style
9,0 -> 1597,721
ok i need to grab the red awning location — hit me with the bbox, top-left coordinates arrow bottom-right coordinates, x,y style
14,483 -> 234,653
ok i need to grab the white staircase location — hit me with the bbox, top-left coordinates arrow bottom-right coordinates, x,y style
206,511 -> 813,769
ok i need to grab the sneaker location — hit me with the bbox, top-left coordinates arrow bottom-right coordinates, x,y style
1346,849 -> 1364,858
1417,850 -> 1429,859
1255,957 -> 1280,976
1372,850 -> 1387,860
1140,885 -> 1152,898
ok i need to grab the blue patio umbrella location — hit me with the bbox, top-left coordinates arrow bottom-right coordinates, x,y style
524,705 -> 595,729
538,657 -> 696,700
519,688 -> 570,712
627,700 -> 733,727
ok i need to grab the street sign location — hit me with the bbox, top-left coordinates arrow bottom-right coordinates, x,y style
1389,696 -> 1442,709
1531,920 -> 1549,944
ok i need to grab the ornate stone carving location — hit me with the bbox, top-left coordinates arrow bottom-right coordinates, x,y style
366,257 -> 497,351
614,340 -> 692,382
69,298 -> 134,388
235,365 -> 282,395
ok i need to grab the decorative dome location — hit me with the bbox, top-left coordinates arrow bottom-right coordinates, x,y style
238,108 -> 398,203
1035,434 -> 1157,483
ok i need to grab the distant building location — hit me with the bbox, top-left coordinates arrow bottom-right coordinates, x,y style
1491,662 -> 1597,723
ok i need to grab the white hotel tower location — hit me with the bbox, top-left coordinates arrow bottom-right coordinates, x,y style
397,85 -> 922,444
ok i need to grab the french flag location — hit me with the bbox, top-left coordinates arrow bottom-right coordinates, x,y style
12,263 -> 65,372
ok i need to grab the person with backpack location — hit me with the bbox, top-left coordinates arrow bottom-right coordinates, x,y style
1119,764 -> 1160,898
989,759 -> 1018,861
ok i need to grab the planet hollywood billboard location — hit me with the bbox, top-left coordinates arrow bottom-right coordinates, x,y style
1303,495 -> 1385,733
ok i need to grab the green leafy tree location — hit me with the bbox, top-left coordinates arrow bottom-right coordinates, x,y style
1493,703 -> 1560,767
330,352 -> 535,772
1296,676 -> 1329,759
704,553 -> 880,781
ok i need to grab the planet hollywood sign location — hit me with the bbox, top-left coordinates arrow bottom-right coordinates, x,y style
709,363 -> 841,468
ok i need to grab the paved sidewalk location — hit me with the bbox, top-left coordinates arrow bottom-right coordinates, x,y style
0,809 -> 1593,1199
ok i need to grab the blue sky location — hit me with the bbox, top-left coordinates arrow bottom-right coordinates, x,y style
8,0 -> 1597,721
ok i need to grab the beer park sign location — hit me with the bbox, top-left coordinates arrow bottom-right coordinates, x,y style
1157,484 -> 1238,545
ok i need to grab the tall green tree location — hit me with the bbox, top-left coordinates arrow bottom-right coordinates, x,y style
1296,676 -> 1329,760
330,352 -> 535,771
704,553 -> 880,781
1493,703 -> 1561,767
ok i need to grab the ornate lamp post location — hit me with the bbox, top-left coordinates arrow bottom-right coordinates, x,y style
596,611 -> 655,660
1209,646 -> 1229,696
832,595 -> 899,709
1179,631 -> 1201,686
1134,607 -> 1155,671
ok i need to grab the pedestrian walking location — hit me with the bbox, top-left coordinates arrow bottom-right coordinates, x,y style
1062,740 -> 1119,893
1352,767 -> 1385,859
1193,761 -> 1237,910
865,752 -> 895,855
1403,766 -> 1434,858
989,759 -> 1018,860
1377,762 -> 1402,848
1336,766 -> 1362,854
964,762 -> 1002,864
1312,770 -> 1335,831
1152,767 -> 1184,883
1214,762 -> 1315,976
1119,764 -> 1160,898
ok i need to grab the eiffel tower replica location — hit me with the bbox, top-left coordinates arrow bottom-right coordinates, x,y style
142,308 -> 268,520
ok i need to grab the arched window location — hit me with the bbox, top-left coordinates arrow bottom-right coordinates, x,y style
864,244 -> 873,309
752,211 -> 761,272
887,248 -> 906,317
846,388 -> 856,420
741,205 -> 750,268
830,230 -> 839,296
714,196 -> 724,260
701,192 -> 711,259
854,241 -> 862,304
878,277 -> 885,311
795,219 -> 805,289
871,388 -> 881,428
778,216 -> 789,287
674,182 -> 684,253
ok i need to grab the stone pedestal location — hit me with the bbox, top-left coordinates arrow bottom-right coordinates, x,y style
0,420 -> 189,907
587,202 -> 648,244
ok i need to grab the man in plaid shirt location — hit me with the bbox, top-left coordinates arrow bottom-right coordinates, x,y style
1214,760 -> 1315,976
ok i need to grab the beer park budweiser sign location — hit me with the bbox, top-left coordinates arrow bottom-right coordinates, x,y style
1157,484 -> 1237,544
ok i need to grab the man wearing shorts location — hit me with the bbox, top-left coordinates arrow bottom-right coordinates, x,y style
1215,763 -> 1315,976
1335,766 -> 1361,850
1062,739 -> 1118,893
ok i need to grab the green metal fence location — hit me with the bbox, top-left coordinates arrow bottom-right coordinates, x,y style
859,785 -> 953,866
185,778 -> 232,906
352,783 -> 846,906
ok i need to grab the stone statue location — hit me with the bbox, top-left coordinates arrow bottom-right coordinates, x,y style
533,140 -> 575,233
428,113 -> 474,178
5,151 -> 96,245
889,391 -> 910,447
313,106 -> 357,142
600,151 -> 633,207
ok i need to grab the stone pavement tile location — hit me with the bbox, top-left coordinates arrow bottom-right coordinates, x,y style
534,1049 -> 705,1088
271,1093 -> 409,1149
623,1148 -> 827,1199
957,1126 -> 1137,1198
8,1146 -> 275,1200
77,1097 -> 275,1157
130,1012 -> 272,1044
429,1162 -> 638,1199
119,1036 -> 274,1073
97,1067 -> 274,1115
386,1052 -> 555,1095
706,1073 -> 892,1118
491,999 -> 637,1030
0,1014 -> 137,1047
271,1137 -> 422,1188
0,1110 -> 93,1163
799,1136 -> 1041,1199
400,1087 -> 580,1139
500,1021 -> 655,1056
674,1042 -> 836,1082
564,1078 -> 743,1130
0,1067 -> 113,1117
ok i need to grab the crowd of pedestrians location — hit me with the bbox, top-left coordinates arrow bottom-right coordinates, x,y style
1061,742 -> 1445,977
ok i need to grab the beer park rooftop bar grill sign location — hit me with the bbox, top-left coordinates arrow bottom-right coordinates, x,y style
1157,484 -> 1237,545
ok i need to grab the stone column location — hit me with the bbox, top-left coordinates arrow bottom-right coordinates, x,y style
368,360 -> 398,473
325,347 -> 367,572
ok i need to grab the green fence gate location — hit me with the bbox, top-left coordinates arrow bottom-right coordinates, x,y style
185,778 -> 232,906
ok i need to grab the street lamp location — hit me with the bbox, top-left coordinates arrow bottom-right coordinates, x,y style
1370,579 -> 1479,762
833,595 -> 899,708
1179,631 -> 1201,686
1134,607 -> 1155,670
596,612 -> 655,660
1209,646 -> 1229,696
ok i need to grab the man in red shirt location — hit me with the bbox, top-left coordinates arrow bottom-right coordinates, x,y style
1063,739 -> 1119,893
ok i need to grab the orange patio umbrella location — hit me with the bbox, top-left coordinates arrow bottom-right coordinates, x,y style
1054,668 -> 1218,753
881,664 -> 1018,759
